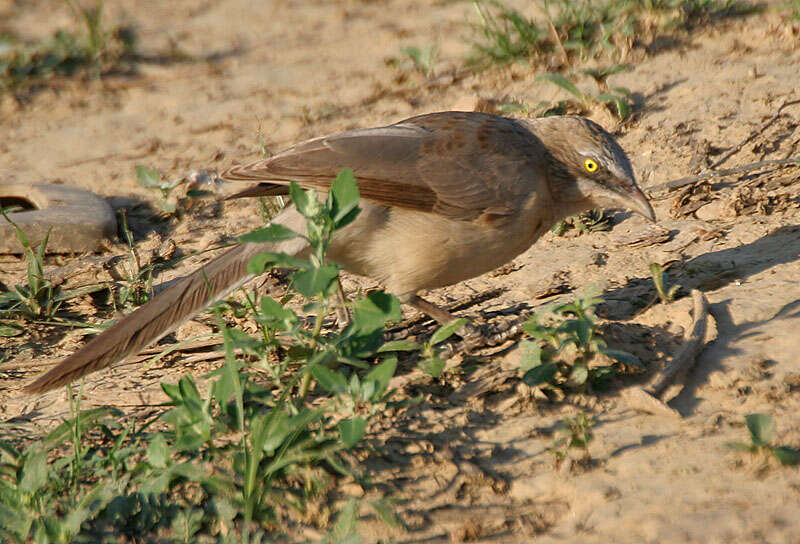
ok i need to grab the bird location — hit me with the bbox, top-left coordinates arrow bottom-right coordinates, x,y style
24,111 -> 655,393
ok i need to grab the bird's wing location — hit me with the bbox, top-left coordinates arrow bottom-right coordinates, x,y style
221,112 -> 549,221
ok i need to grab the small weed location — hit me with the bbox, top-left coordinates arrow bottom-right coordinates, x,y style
787,0 -> 800,19
649,262 -> 680,303
1,170 -> 407,541
552,209 -> 613,236
396,44 -> 440,78
468,0 -> 756,69
518,288 -> 643,395
378,318 -> 469,379
0,0 -> 135,96
112,211 -> 155,308
0,212 -> 104,320
538,71 -> 632,121
551,412 -> 596,465
726,414 -> 800,466
135,165 -> 181,214
470,0 -> 546,65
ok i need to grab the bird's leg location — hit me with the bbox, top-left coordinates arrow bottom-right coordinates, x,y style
404,295 -> 522,350
334,282 -> 351,328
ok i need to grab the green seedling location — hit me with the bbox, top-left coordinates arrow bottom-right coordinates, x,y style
0,0 -> 134,95
398,44 -> 440,78
519,288 -> 643,394
470,0 -> 545,65
135,165 -> 182,213
649,262 -> 680,303
550,412 -> 596,464
552,209 -> 612,236
0,213 -> 104,320
726,414 -> 800,466
538,72 -> 632,121
378,317 -> 469,379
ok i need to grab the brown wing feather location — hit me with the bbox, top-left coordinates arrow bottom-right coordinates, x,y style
221,111 -> 549,221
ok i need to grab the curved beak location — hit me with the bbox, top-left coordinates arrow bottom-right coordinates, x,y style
627,186 -> 656,222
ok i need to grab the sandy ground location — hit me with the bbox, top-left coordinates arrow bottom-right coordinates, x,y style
1,0 -> 800,542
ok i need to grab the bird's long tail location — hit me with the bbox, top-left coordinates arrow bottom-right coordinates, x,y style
25,222 -> 308,394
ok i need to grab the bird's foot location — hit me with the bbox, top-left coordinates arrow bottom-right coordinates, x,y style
457,318 -> 524,351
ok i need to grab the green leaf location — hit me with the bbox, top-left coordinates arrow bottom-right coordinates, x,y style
311,365 -> 348,394
338,417 -> 367,448
329,168 -> 361,228
259,296 -> 298,331
147,433 -> 170,469
0,323 -> 23,336
289,181 -> 316,217
292,264 -> 339,298
746,413 -> 775,446
377,339 -> 422,352
135,165 -> 162,188
247,251 -> 310,274
602,348 -> 644,369
429,318 -> 468,345
771,446 -> 800,466
364,357 -> 397,398
596,93 -> 630,120
19,447 -> 47,495
351,291 -> 402,332
537,73 -> 584,99
239,223 -> 300,244
724,441 -> 756,452
518,340 -> 542,374
420,356 -> 446,378
522,363 -> 558,387
568,363 -> 589,386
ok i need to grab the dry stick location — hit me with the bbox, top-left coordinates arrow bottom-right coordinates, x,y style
622,289 -> 714,417
646,156 -> 800,199
708,97 -> 800,170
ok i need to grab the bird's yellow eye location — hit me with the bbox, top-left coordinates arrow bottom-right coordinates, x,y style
584,158 -> 599,173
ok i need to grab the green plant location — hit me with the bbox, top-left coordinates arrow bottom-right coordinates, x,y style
726,414 -> 800,466
135,165 -> 182,213
0,0 -> 134,95
0,213 -> 104,320
649,262 -> 680,303
519,289 -> 643,394
1,170 -> 407,541
538,72 -> 632,121
787,0 -> 800,19
470,0 -> 546,65
552,209 -> 612,236
398,45 -> 440,77
377,317 -> 468,379
550,412 -> 595,463
468,0 -> 755,69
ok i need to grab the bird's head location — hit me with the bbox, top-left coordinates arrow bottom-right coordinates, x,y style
520,116 -> 655,222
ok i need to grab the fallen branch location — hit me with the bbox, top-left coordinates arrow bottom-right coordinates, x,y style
622,289 -> 716,417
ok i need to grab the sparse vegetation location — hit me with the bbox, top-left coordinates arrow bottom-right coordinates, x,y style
550,412 -> 596,466
519,289 -> 644,395
468,0 -> 757,68
0,0 -> 135,97
649,262 -> 680,303
396,44 -> 440,78
0,214 -> 104,321
0,171 -> 405,542
726,414 -> 800,466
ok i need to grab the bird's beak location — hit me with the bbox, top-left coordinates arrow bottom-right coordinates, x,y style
627,186 -> 656,223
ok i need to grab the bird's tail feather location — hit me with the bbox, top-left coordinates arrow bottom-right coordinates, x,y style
25,234 -> 307,394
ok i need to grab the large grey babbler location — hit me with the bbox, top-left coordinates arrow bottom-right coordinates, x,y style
26,111 -> 655,393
